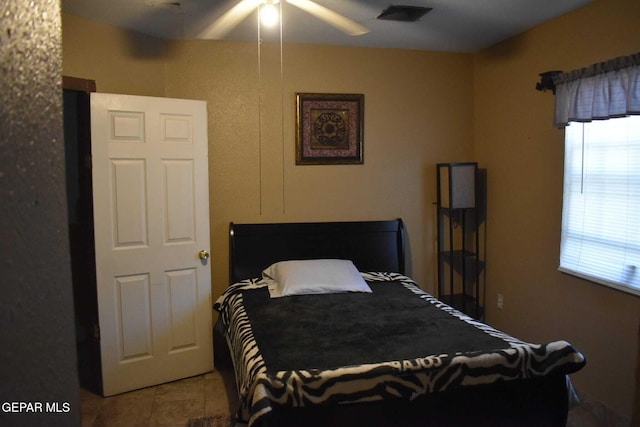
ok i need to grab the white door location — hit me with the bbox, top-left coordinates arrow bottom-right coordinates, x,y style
90,93 -> 212,396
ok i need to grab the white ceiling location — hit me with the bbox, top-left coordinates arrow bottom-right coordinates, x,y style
62,0 -> 592,52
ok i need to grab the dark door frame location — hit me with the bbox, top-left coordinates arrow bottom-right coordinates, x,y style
63,76 -> 102,394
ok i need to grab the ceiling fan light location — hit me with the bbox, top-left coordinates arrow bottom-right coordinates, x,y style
260,3 -> 279,27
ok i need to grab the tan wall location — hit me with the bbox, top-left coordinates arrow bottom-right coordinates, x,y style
473,0 -> 640,418
62,14 -> 166,96
162,40 -> 474,299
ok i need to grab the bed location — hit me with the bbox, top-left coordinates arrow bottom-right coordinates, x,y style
213,219 -> 585,427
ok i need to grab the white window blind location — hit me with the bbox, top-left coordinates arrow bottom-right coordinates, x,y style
559,116 -> 640,296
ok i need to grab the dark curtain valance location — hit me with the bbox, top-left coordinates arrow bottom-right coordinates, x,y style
552,52 -> 640,128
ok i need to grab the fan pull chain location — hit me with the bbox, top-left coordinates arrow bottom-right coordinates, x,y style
257,12 -> 264,215
279,0 -> 286,214
257,1 -> 286,215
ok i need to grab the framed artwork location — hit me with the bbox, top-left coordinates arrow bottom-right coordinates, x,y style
295,93 -> 364,165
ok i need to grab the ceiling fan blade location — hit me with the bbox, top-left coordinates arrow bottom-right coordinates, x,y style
197,0 -> 262,39
286,0 -> 369,36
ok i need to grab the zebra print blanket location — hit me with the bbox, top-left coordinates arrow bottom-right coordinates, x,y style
214,273 -> 585,427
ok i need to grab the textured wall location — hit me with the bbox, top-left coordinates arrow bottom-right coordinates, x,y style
473,0 -> 640,418
62,13 -> 167,96
0,0 -> 80,426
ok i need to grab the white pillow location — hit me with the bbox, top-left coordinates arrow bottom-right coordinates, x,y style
262,259 -> 372,298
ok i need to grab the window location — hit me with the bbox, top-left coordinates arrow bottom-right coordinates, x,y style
559,116 -> 640,296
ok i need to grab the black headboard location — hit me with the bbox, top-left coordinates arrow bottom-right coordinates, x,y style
229,219 -> 405,284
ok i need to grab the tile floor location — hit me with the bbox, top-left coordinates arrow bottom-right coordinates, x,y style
80,370 -> 631,427
80,370 -> 237,427
567,390 -> 632,427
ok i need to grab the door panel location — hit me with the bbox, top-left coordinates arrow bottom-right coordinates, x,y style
112,159 -> 147,247
116,274 -> 153,360
163,160 -> 195,243
91,93 -> 212,396
166,268 -> 198,351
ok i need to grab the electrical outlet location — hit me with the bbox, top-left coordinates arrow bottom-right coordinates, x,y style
497,293 -> 504,310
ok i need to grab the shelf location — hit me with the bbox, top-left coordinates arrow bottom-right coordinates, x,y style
440,249 -> 477,261
439,250 -> 485,277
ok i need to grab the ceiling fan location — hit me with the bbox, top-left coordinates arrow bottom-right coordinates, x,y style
197,0 -> 369,39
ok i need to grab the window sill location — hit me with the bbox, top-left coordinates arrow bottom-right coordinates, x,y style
558,267 -> 640,298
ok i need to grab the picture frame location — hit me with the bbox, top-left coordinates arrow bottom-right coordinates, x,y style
295,93 -> 364,165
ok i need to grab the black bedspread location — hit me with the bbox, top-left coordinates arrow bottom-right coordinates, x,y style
243,281 -> 508,371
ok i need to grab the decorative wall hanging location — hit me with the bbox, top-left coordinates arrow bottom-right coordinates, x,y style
295,93 -> 364,165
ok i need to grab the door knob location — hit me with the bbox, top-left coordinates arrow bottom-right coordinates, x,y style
198,250 -> 210,260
